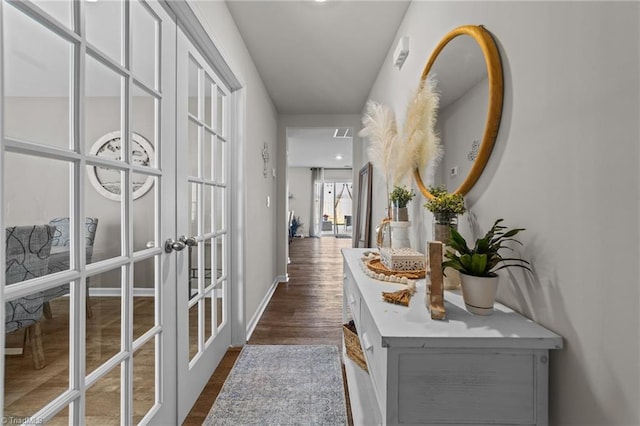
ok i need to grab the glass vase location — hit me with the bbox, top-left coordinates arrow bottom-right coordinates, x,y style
432,213 -> 458,244
432,213 -> 460,290
391,203 -> 408,221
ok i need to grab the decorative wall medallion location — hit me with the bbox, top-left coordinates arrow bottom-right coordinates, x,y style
88,131 -> 155,201
467,139 -> 480,162
262,141 -> 270,178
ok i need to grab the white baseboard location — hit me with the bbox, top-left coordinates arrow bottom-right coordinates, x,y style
277,274 -> 289,283
245,276 -> 282,341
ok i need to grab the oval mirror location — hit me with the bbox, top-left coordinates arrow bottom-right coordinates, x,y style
414,25 -> 503,199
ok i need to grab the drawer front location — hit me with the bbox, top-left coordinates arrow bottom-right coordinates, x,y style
343,265 -> 361,326
359,301 -> 387,418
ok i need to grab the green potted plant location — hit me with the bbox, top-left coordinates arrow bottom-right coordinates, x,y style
389,185 -> 415,221
442,219 -> 531,315
424,185 -> 466,243
289,216 -> 303,241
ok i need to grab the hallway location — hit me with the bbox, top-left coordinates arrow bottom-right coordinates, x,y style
184,236 -> 353,424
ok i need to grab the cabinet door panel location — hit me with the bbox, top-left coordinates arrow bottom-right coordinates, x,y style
358,302 -> 387,418
398,351 -> 536,424
343,265 -> 360,326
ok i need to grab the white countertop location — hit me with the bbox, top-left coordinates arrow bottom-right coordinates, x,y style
343,248 -> 563,350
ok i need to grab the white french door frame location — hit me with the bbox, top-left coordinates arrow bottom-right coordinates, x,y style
165,2 -> 248,422
163,0 -> 246,350
0,0 -> 246,423
228,88 -> 246,348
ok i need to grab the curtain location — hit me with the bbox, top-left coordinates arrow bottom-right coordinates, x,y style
334,183 -> 352,209
310,167 -> 324,237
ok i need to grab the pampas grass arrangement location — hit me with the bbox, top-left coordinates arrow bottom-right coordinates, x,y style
359,101 -> 400,205
360,77 -> 442,193
396,76 -> 442,184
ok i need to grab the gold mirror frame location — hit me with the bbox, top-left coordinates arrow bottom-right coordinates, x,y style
414,25 -> 503,199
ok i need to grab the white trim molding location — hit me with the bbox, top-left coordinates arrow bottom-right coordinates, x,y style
160,1 -> 241,91
245,276 -> 282,341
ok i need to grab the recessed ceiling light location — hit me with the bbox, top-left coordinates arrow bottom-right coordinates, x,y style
335,154 -> 343,160
315,0 -> 327,2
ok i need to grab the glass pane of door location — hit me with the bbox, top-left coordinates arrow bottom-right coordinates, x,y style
85,1 -> 123,65
85,365 -> 121,425
85,268 -> 122,375
322,182 -> 335,235
4,288 -> 70,419
31,0 -> 72,29
321,182 -> 353,237
131,0 -> 159,90
334,182 -> 353,238
133,337 -> 156,423
3,3 -> 72,149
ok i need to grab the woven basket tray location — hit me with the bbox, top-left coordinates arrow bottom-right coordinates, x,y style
366,257 -> 426,279
342,322 -> 368,372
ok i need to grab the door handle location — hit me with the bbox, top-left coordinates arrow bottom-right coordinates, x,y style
361,332 -> 373,351
164,238 -> 186,253
179,235 -> 198,247
165,236 -> 197,253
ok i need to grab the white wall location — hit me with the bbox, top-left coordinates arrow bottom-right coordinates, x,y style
287,167 -> 312,237
189,1 -> 279,336
323,168 -> 353,182
364,2 -> 639,425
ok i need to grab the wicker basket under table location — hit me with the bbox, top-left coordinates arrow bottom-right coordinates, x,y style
342,322 -> 368,372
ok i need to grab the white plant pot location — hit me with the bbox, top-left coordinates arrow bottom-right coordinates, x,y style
459,273 -> 499,315
443,267 -> 461,290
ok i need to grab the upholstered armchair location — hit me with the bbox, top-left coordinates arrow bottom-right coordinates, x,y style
5,224 -> 55,369
48,217 -> 99,254
45,217 -> 99,319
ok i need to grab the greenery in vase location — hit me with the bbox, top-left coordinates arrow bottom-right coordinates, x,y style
389,185 -> 415,208
442,218 -> 532,277
424,185 -> 466,224
290,216 -> 303,236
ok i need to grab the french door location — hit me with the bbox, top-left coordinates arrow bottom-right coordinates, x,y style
175,29 -> 232,423
0,0 -> 236,424
322,181 -> 353,237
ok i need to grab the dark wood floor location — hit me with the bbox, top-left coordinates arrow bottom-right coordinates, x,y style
183,236 -> 352,425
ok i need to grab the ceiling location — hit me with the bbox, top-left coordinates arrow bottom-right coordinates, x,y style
287,127 -> 353,168
226,0 -> 410,169
225,0 -> 411,115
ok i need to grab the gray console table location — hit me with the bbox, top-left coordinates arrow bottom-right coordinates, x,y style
342,248 -> 562,425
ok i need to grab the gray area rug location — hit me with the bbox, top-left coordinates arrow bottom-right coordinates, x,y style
204,345 -> 347,425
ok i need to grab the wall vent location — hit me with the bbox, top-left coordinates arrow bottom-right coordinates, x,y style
333,128 -> 352,138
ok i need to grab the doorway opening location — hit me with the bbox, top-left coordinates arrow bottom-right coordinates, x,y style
286,127 -> 353,241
